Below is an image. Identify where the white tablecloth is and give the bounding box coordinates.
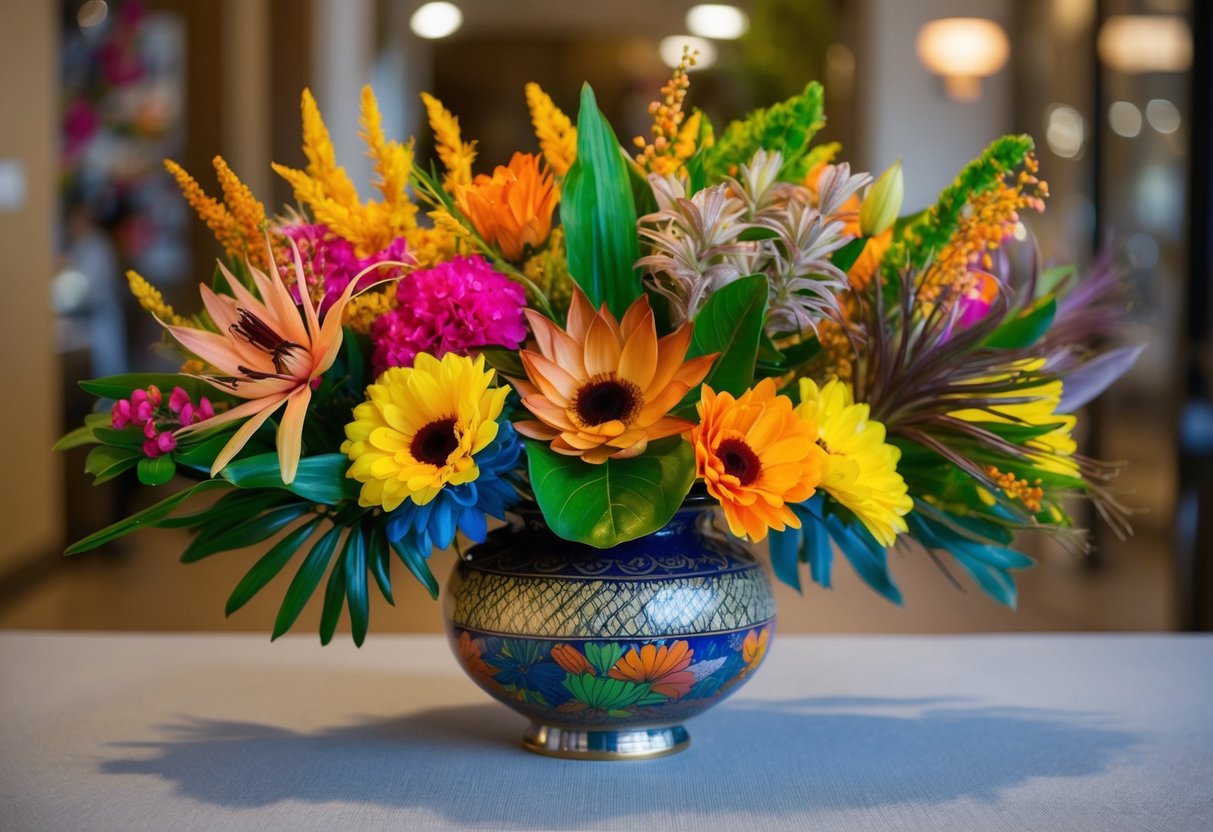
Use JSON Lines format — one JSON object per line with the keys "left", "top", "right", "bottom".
{"left": 2, "top": 632, "right": 1210, "bottom": 831}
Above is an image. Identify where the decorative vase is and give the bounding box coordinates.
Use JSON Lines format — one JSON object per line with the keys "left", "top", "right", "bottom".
{"left": 443, "top": 497, "right": 776, "bottom": 760}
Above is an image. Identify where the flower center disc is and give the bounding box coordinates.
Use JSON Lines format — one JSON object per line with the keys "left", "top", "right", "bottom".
{"left": 411, "top": 417, "right": 460, "bottom": 466}
{"left": 716, "top": 437, "right": 761, "bottom": 486}
{"left": 573, "top": 376, "right": 642, "bottom": 427}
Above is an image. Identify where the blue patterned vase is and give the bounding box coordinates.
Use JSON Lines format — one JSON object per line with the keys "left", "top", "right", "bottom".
{"left": 443, "top": 497, "right": 776, "bottom": 760}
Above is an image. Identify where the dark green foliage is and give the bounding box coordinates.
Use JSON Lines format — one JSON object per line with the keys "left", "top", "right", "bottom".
{"left": 701, "top": 82, "right": 826, "bottom": 182}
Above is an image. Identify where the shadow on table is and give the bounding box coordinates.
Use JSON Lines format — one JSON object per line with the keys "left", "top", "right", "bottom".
{"left": 102, "top": 695, "right": 1138, "bottom": 827}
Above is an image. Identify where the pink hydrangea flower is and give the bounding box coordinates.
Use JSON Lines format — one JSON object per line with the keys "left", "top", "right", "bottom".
{"left": 370, "top": 255, "right": 528, "bottom": 373}
{"left": 278, "top": 223, "right": 411, "bottom": 315}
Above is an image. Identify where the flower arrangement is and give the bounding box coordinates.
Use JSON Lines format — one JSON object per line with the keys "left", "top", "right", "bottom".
{"left": 60, "top": 53, "right": 1140, "bottom": 644}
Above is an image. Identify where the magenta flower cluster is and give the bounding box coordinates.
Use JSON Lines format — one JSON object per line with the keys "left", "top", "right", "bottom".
{"left": 279, "top": 222, "right": 411, "bottom": 314}
{"left": 111, "top": 385, "right": 214, "bottom": 458}
{"left": 370, "top": 255, "right": 528, "bottom": 373}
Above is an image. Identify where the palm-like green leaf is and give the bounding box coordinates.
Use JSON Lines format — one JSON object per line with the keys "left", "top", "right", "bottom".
{"left": 225, "top": 517, "right": 324, "bottom": 616}
{"left": 272, "top": 523, "right": 344, "bottom": 640}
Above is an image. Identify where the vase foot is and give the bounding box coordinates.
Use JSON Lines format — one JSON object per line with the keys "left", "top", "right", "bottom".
{"left": 522, "top": 723, "right": 689, "bottom": 760}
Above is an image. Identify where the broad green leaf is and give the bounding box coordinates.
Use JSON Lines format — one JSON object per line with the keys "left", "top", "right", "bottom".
{"left": 526, "top": 437, "right": 696, "bottom": 548}
{"left": 562, "top": 84, "right": 643, "bottom": 319}
{"left": 984, "top": 296, "right": 1056, "bottom": 349}
{"left": 54, "top": 422, "right": 101, "bottom": 452}
{"left": 180, "top": 502, "right": 314, "bottom": 563}
{"left": 65, "top": 479, "right": 231, "bottom": 555}
{"left": 686, "top": 274, "right": 767, "bottom": 399}
{"left": 319, "top": 550, "right": 347, "bottom": 646}
{"left": 79, "top": 373, "right": 221, "bottom": 403}
{"left": 85, "top": 445, "right": 142, "bottom": 485}
{"left": 220, "top": 453, "right": 360, "bottom": 505}
{"left": 273, "top": 523, "right": 345, "bottom": 640}
{"left": 390, "top": 536, "right": 439, "bottom": 599}
{"left": 344, "top": 524, "right": 369, "bottom": 646}
{"left": 225, "top": 517, "right": 323, "bottom": 616}
{"left": 830, "top": 236, "right": 869, "bottom": 274}
{"left": 137, "top": 455, "right": 177, "bottom": 486}
{"left": 480, "top": 346, "right": 526, "bottom": 379}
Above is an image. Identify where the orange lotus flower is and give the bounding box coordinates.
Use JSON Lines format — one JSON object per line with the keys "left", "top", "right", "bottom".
{"left": 608, "top": 641, "right": 696, "bottom": 700}
{"left": 690, "top": 379, "right": 825, "bottom": 541}
{"left": 454, "top": 152, "right": 557, "bottom": 261}
{"left": 741, "top": 628, "right": 769, "bottom": 675}
{"left": 551, "top": 643, "right": 595, "bottom": 676}
{"left": 166, "top": 240, "right": 395, "bottom": 483}
{"left": 512, "top": 288, "right": 716, "bottom": 464}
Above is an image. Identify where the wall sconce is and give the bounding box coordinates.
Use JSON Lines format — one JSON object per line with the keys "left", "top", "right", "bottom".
{"left": 1098, "top": 15, "right": 1192, "bottom": 74}
{"left": 915, "top": 17, "right": 1010, "bottom": 101}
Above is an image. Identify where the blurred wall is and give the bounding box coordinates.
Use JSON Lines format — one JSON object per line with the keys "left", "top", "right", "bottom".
{"left": 0, "top": 0, "right": 61, "bottom": 574}
{"left": 860, "top": 0, "right": 1012, "bottom": 211}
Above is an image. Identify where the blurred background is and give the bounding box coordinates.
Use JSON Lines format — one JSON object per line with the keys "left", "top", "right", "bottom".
{"left": 0, "top": 0, "right": 1209, "bottom": 636}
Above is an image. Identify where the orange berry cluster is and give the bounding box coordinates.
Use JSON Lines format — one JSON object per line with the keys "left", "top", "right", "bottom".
{"left": 985, "top": 465, "right": 1045, "bottom": 513}
{"left": 633, "top": 47, "right": 697, "bottom": 176}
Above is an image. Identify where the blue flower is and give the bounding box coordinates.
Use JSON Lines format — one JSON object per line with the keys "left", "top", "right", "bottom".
{"left": 385, "top": 420, "right": 521, "bottom": 552}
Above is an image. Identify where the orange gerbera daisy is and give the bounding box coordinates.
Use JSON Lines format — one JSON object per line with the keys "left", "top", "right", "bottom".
{"left": 690, "top": 379, "right": 825, "bottom": 541}
{"left": 512, "top": 288, "right": 716, "bottom": 464}
{"left": 608, "top": 641, "right": 696, "bottom": 700}
{"left": 551, "top": 643, "right": 595, "bottom": 676}
{"left": 454, "top": 152, "right": 557, "bottom": 261}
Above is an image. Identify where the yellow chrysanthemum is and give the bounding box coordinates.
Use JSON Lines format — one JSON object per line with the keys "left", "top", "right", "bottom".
{"left": 949, "top": 360, "right": 1079, "bottom": 478}
{"left": 796, "top": 378, "right": 912, "bottom": 547}
{"left": 341, "top": 352, "right": 509, "bottom": 511}
{"left": 525, "top": 82, "right": 577, "bottom": 176}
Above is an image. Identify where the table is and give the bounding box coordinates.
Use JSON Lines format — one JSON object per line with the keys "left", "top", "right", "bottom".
{"left": 2, "top": 632, "right": 1210, "bottom": 831}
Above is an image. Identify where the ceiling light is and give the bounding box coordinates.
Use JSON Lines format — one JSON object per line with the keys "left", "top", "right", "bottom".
{"left": 686, "top": 5, "right": 749, "bottom": 40}
{"left": 1108, "top": 101, "right": 1142, "bottom": 138}
{"left": 1045, "top": 104, "right": 1084, "bottom": 159}
{"left": 916, "top": 18, "right": 1010, "bottom": 101}
{"left": 659, "top": 36, "right": 717, "bottom": 71}
{"left": 1145, "top": 99, "right": 1181, "bottom": 134}
{"left": 1098, "top": 15, "right": 1191, "bottom": 74}
{"left": 410, "top": 2, "right": 462, "bottom": 40}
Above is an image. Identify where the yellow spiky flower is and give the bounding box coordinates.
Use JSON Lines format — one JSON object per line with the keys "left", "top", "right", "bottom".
{"left": 421, "top": 92, "right": 477, "bottom": 192}
{"left": 126, "top": 270, "right": 186, "bottom": 326}
{"left": 273, "top": 86, "right": 421, "bottom": 259}
{"left": 212, "top": 157, "right": 267, "bottom": 258}
{"left": 164, "top": 159, "right": 243, "bottom": 262}
{"left": 633, "top": 47, "right": 702, "bottom": 177}
{"left": 525, "top": 82, "right": 576, "bottom": 176}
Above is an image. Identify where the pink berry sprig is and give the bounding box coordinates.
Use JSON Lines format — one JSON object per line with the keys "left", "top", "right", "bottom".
{"left": 111, "top": 385, "right": 214, "bottom": 458}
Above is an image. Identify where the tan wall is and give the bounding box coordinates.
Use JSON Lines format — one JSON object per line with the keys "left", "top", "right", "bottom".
{"left": 0, "top": 0, "right": 61, "bottom": 572}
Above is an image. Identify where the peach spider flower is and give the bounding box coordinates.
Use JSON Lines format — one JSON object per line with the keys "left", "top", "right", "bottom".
{"left": 164, "top": 240, "right": 398, "bottom": 484}
{"left": 512, "top": 288, "right": 716, "bottom": 464}
{"left": 454, "top": 152, "right": 557, "bottom": 261}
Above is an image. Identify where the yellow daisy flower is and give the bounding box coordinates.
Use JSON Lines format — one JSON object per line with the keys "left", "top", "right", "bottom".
{"left": 795, "top": 378, "right": 912, "bottom": 547}
{"left": 341, "top": 352, "right": 509, "bottom": 511}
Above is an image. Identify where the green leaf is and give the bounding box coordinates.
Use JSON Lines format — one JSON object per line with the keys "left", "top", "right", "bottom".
{"left": 85, "top": 445, "right": 142, "bottom": 485}
{"left": 703, "top": 81, "right": 826, "bottom": 182}
{"left": 65, "top": 479, "right": 231, "bottom": 555}
{"left": 54, "top": 422, "right": 101, "bottom": 452}
{"left": 220, "top": 453, "right": 360, "bottom": 505}
{"left": 225, "top": 517, "right": 323, "bottom": 616}
{"left": 137, "top": 455, "right": 177, "bottom": 486}
{"left": 181, "top": 502, "right": 314, "bottom": 563}
{"left": 79, "top": 373, "right": 221, "bottom": 403}
{"left": 480, "top": 346, "right": 526, "bottom": 380}
{"left": 319, "top": 550, "right": 347, "bottom": 646}
{"left": 273, "top": 523, "right": 344, "bottom": 640}
{"left": 686, "top": 274, "right": 767, "bottom": 400}
{"left": 368, "top": 524, "right": 394, "bottom": 605}
{"left": 390, "top": 535, "right": 439, "bottom": 599}
{"left": 157, "top": 488, "right": 291, "bottom": 529}
{"left": 344, "top": 524, "right": 369, "bottom": 646}
{"left": 830, "top": 236, "right": 869, "bottom": 274}
{"left": 562, "top": 83, "right": 643, "bottom": 319}
{"left": 526, "top": 437, "right": 696, "bottom": 548}
{"left": 984, "top": 296, "right": 1056, "bottom": 349}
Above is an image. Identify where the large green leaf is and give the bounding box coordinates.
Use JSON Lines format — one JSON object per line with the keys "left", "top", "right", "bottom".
{"left": 562, "top": 84, "right": 643, "bottom": 319}
{"left": 220, "top": 453, "right": 360, "bottom": 505}
{"left": 225, "top": 517, "right": 324, "bottom": 616}
{"left": 984, "top": 296, "right": 1057, "bottom": 349}
{"left": 526, "top": 437, "right": 696, "bottom": 548}
{"left": 273, "top": 523, "right": 345, "bottom": 640}
{"left": 65, "top": 479, "right": 231, "bottom": 555}
{"left": 85, "top": 445, "right": 141, "bottom": 485}
{"left": 686, "top": 274, "right": 767, "bottom": 400}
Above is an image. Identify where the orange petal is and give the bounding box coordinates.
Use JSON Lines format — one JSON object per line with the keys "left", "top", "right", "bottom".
{"left": 208, "top": 395, "right": 288, "bottom": 476}
{"left": 583, "top": 313, "right": 622, "bottom": 376}
{"left": 276, "top": 385, "right": 311, "bottom": 484}
{"left": 565, "top": 287, "right": 596, "bottom": 341}
{"left": 521, "top": 351, "right": 578, "bottom": 403}
{"left": 617, "top": 314, "right": 658, "bottom": 390}
{"left": 513, "top": 420, "right": 559, "bottom": 440}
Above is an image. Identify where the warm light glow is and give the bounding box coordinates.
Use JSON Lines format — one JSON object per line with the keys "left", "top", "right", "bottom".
{"left": 659, "top": 35, "right": 718, "bottom": 71}
{"left": 1145, "top": 99, "right": 1181, "bottom": 134}
{"left": 1108, "top": 101, "right": 1142, "bottom": 138}
{"left": 77, "top": 0, "right": 108, "bottom": 28}
{"left": 1098, "top": 15, "right": 1191, "bottom": 74}
{"left": 1045, "top": 104, "right": 1085, "bottom": 159}
{"left": 686, "top": 4, "right": 749, "bottom": 40}
{"left": 410, "top": 2, "right": 463, "bottom": 40}
{"left": 916, "top": 18, "right": 1010, "bottom": 101}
